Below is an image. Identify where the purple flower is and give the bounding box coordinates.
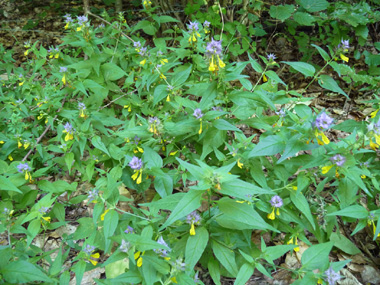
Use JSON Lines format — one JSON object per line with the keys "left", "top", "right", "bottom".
{"left": 187, "top": 21, "right": 199, "bottom": 32}
{"left": 275, "top": 109, "right": 285, "bottom": 117}
{"left": 166, "top": 85, "right": 174, "bottom": 91}
{"left": 148, "top": 117, "right": 160, "bottom": 125}
{"left": 324, "top": 266, "right": 341, "bottom": 285}
{"left": 367, "top": 118, "right": 380, "bottom": 135}
{"left": 270, "top": 195, "right": 283, "bottom": 208}
{"left": 124, "top": 226, "right": 134, "bottom": 234}
{"left": 212, "top": 106, "right": 222, "bottom": 111}
{"left": 64, "top": 14, "right": 73, "bottom": 22}
{"left": 83, "top": 244, "right": 95, "bottom": 255}
{"left": 193, "top": 108, "right": 203, "bottom": 119}
{"left": 153, "top": 236, "right": 170, "bottom": 257}
{"left": 173, "top": 258, "right": 186, "bottom": 271}
{"left": 186, "top": 211, "right": 201, "bottom": 225}
{"left": 39, "top": 207, "right": 49, "bottom": 214}
{"left": 138, "top": 46, "right": 147, "bottom": 56}
{"left": 156, "top": 51, "right": 163, "bottom": 56}
{"left": 205, "top": 38, "right": 222, "bottom": 57}
{"left": 315, "top": 112, "right": 333, "bottom": 130}
{"left": 3, "top": 208, "right": 10, "bottom": 215}
{"left": 338, "top": 39, "right": 349, "bottom": 50}
{"left": 129, "top": 156, "right": 142, "bottom": 170}
{"left": 60, "top": 67, "right": 67, "bottom": 73}
{"left": 88, "top": 189, "right": 99, "bottom": 202}
{"left": 63, "top": 122, "right": 74, "bottom": 134}
{"left": 267, "top": 53, "right": 276, "bottom": 61}
{"left": 194, "top": 271, "right": 200, "bottom": 283}
{"left": 17, "top": 162, "right": 31, "bottom": 173}
{"left": 203, "top": 20, "right": 210, "bottom": 27}
{"left": 133, "top": 41, "right": 141, "bottom": 48}
{"left": 78, "top": 102, "right": 86, "bottom": 110}
{"left": 132, "top": 135, "right": 140, "bottom": 145}
{"left": 77, "top": 15, "right": 88, "bottom": 26}
{"left": 119, "top": 239, "right": 130, "bottom": 253}
{"left": 330, "top": 154, "right": 346, "bottom": 167}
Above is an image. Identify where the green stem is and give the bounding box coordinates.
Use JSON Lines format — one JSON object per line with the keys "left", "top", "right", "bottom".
{"left": 251, "top": 65, "right": 268, "bottom": 92}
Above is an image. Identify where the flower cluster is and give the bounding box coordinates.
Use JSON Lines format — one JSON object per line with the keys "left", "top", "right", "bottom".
{"left": 287, "top": 236, "right": 300, "bottom": 252}
{"left": 367, "top": 118, "right": 380, "bottom": 150}
{"left": 78, "top": 102, "right": 86, "bottom": 118}
{"left": 129, "top": 156, "right": 143, "bottom": 184}
{"left": 39, "top": 207, "right": 51, "bottom": 222}
{"left": 324, "top": 266, "right": 341, "bottom": 285}
{"left": 88, "top": 189, "right": 99, "bottom": 203}
{"left": 119, "top": 239, "right": 130, "bottom": 253}
{"left": 64, "top": 14, "right": 73, "bottom": 29}
{"left": 193, "top": 109, "right": 204, "bottom": 134}
{"left": 314, "top": 112, "right": 333, "bottom": 145}
{"left": 62, "top": 122, "right": 75, "bottom": 141}
{"left": 124, "top": 226, "right": 134, "bottom": 234}
{"left": 186, "top": 211, "right": 201, "bottom": 235}
{"left": 203, "top": 20, "right": 210, "bottom": 34}
{"left": 17, "top": 162, "right": 32, "bottom": 182}
{"left": 83, "top": 245, "right": 99, "bottom": 266}
{"left": 76, "top": 15, "right": 88, "bottom": 31}
{"left": 187, "top": 21, "right": 200, "bottom": 43}
{"left": 153, "top": 236, "right": 171, "bottom": 258}
{"left": 205, "top": 39, "right": 225, "bottom": 72}
{"left": 267, "top": 195, "right": 283, "bottom": 220}
{"left": 60, "top": 67, "right": 67, "bottom": 84}
{"left": 148, "top": 117, "right": 161, "bottom": 135}
{"left": 337, "top": 39, "right": 350, "bottom": 62}
{"left": 330, "top": 154, "right": 346, "bottom": 167}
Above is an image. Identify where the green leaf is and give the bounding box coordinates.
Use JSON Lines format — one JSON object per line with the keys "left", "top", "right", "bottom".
{"left": 73, "top": 259, "right": 86, "bottom": 285}
{"left": 91, "top": 136, "right": 111, "bottom": 157}
{"left": 176, "top": 158, "right": 204, "bottom": 180}
{"left": 154, "top": 173, "right": 173, "bottom": 198}
{"left": 249, "top": 135, "right": 285, "bottom": 157}
{"left": 318, "top": 75, "right": 348, "bottom": 99}
{"left": 133, "top": 20, "right": 157, "bottom": 35}
{"left": 327, "top": 205, "right": 368, "bottom": 219}
{"left": 234, "top": 263, "right": 255, "bottom": 285}
{"left": 290, "top": 192, "right": 316, "bottom": 230}
{"left": 301, "top": 242, "right": 333, "bottom": 270}
{"left": 64, "top": 152, "right": 75, "bottom": 175}
{"left": 282, "top": 61, "right": 315, "bottom": 78}
{"left": 263, "top": 244, "right": 296, "bottom": 261}
{"left": 171, "top": 65, "right": 192, "bottom": 86}
{"left": 217, "top": 197, "right": 277, "bottom": 232}
{"left": 208, "top": 258, "right": 221, "bottom": 285}
{"left": 278, "top": 135, "right": 305, "bottom": 163}
{"left": 125, "top": 234, "right": 170, "bottom": 252}
{"left": 220, "top": 179, "right": 272, "bottom": 199}
{"left": 213, "top": 119, "right": 241, "bottom": 132}
{"left": 265, "top": 70, "right": 286, "bottom": 86}
{"left": 185, "top": 227, "right": 209, "bottom": 269}
{"left": 153, "top": 85, "right": 168, "bottom": 105}
{"left": 293, "top": 12, "right": 315, "bottom": 26}
{"left": 333, "top": 120, "right": 365, "bottom": 132}
{"left": 2, "top": 260, "right": 52, "bottom": 283}
{"left": 269, "top": 5, "right": 295, "bottom": 22}
{"left": 312, "top": 44, "right": 330, "bottom": 61}
{"left": 101, "top": 62, "right": 126, "bottom": 81}
{"left": 0, "top": 175, "right": 22, "bottom": 193}
{"left": 299, "top": 0, "right": 329, "bottom": 12}
{"left": 211, "top": 241, "right": 239, "bottom": 276}
{"left": 159, "top": 190, "right": 203, "bottom": 230}
{"left": 330, "top": 232, "right": 361, "bottom": 255}
{"left": 143, "top": 146, "right": 163, "bottom": 169}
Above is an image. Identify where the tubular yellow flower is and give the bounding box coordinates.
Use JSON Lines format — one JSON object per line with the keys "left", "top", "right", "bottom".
{"left": 371, "top": 109, "right": 379, "bottom": 118}
{"left": 190, "top": 222, "right": 196, "bottom": 236}
{"left": 140, "top": 59, "right": 146, "bottom": 66}
{"left": 62, "top": 74, "right": 66, "bottom": 85}
{"left": 322, "top": 165, "right": 334, "bottom": 174}
{"left": 24, "top": 141, "right": 30, "bottom": 149}
{"left": 267, "top": 208, "right": 275, "bottom": 220}
{"left": 237, "top": 159, "right": 243, "bottom": 169}
{"left": 101, "top": 209, "right": 110, "bottom": 221}
{"left": 160, "top": 59, "right": 168, "bottom": 65}
{"left": 166, "top": 94, "right": 170, "bottom": 102}
{"left": 18, "top": 141, "right": 22, "bottom": 148}
{"left": 263, "top": 74, "right": 268, "bottom": 83}
{"left": 209, "top": 57, "right": 216, "bottom": 72}
{"left": 370, "top": 140, "right": 379, "bottom": 150}
{"left": 8, "top": 155, "right": 13, "bottom": 161}
{"left": 42, "top": 216, "right": 51, "bottom": 223}
{"left": 340, "top": 54, "right": 349, "bottom": 62}
{"left": 217, "top": 55, "right": 225, "bottom": 68}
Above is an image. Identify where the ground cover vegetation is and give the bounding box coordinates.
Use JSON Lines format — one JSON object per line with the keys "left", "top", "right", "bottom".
{"left": 1, "top": 0, "right": 380, "bottom": 284}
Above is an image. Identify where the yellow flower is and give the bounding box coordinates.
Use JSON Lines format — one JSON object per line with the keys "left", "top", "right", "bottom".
{"left": 237, "top": 159, "right": 243, "bottom": 169}
{"left": 315, "top": 129, "right": 330, "bottom": 145}
{"left": 65, "top": 22, "right": 69, "bottom": 29}
{"left": 18, "top": 140, "right": 22, "bottom": 148}
{"left": 140, "top": 59, "right": 146, "bottom": 66}
{"left": 292, "top": 186, "right": 297, "bottom": 191}
{"left": 64, "top": 132, "right": 73, "bottom": 141}
{"left": 134, "top": 251, "right": 144, "bottom": 267}
{"left": 340, "top": 53, "right": 349, "bottom": 62}
{"left": 361, "top": 174, "right": 366, "bottom": 179}
{"left": 19, "top": 81, "right": 24, "bottom": 86}
{"left": 101, "top": 209, "right": 110, "bottom": 221}
{"left": 160, "top": 59, "right": 168, "bottom": 65}
{"left": 287, "top": 237, "right": 300, "bottom": 252}
{"left": 24, "top": 50, "right": 29, "bottom": 56}
{"left": 132, "top": 170, "right": 143, "bottom": 184}
{"left": 217, "top": 55, "right": 225, "bottom": 68}
{"left": 171, "top": 277, "right": 178, "bottom": 284}
{"left": 263, "top": 74, "right": 268, "bottom": 83}
{"left": 62, "top": 74, "right": 66, "bottom": 85}
{"left": 198, "top": 120, "right": 203, "bottom": 135}
{"left": 88, "top": 252, "right": 100, "bottom": 266}
{"left": 322, "top": 165, "right": 334, "bottom": 174}
{"left": 190, "top": 222, "right": 196, "bottom": 236}
{"left": 369, "top": 140, "right": 378, "bottom": 150}
{"left": 160, "top": 73, "right": 166, "bottom": 79}
{"left": 209, "top": 57, "right": 216, "bottom": 72}
{"left": 267, "top": 208, "right": 275, "bottom": 220}
{"left": 170, "top": 150, "right": 178, "bottom": 156}
{"left": 166, "top": 94, "right": 170, "bottom": 102}
{"left": 8, "top": 155, "right": 13, "bottom": 161}
{"left": 375, "top": 134, "right": 380, "bottom": 145}
{"left": 42, "top": 216, "right": 51, "bottom": 223}
{"left": 77, "top": 26, "right": 82, "bottom": 32}
{"left": 0, "top": 141, "right": 4, "bottom": 144}
{"left": 80, "top": 109, "right": 85, "bottom": 118}
{"left": 370, "top": 109, "right": 379, "bottom": 118}
{"left": 124, "top": 105, "right": 132, "bottom": 112}
{"left": 23, "top": 142, "right": 30, "bottom": 149}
